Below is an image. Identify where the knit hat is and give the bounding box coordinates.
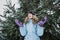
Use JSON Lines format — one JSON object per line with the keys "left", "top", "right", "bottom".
{"left": 28, "top": 10, "right": 35, "bottom": 15}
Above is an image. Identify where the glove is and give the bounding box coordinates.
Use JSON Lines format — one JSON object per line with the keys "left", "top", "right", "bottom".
{"left": 15, "top": 19, "right": 23, "bottom": 27}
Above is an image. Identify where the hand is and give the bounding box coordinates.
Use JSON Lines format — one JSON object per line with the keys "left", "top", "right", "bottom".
{"left": 15, "top": 19, "right": 23, "bottom": 27}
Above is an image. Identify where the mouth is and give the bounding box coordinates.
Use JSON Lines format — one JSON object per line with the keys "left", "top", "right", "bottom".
{"left": 29, "top": 16, "right": 31, "bottom": 17}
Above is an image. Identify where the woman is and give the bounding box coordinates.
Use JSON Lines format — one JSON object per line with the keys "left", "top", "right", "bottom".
{"left": 15, "top": 11, "right": 47, "bottom": 40}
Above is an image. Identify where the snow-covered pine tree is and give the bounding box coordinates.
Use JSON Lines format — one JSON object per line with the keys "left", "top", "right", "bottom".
{"left": 0, "top": 0, "right": 60, "bottom": 40}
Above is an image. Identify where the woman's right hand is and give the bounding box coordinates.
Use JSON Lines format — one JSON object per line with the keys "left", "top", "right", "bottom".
{"left": 15, "top": 19, "right": 23, "bottom": 27}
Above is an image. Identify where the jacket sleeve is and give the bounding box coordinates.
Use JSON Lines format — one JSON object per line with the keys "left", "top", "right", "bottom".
{"left": 36, "top": 24, "right": 45, "bottom": 36}
{"left": 19, "top": 23, "right": 27, "bottom": 36}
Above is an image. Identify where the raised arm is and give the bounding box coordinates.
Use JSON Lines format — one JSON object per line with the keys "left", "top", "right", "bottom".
{"left": 15, "top": 19, "right": 27, "bottom": 36}
{"left": 38, "top": 16, "right": 47, "bottom": 26}
{"left": 19, "top": 23, "right": 27, "bottom": 36}
{"left": 15, "top": 19, "right": 23, "bottom": 27}
{"left": 36, "top": 24, "right": 45, "bottom": 36}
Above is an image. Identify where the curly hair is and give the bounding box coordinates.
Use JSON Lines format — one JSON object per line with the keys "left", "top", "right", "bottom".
{"left": 24, "top": 15, "right": 39, "bottom": 24}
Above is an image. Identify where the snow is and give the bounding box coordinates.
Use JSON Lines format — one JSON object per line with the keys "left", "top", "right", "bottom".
{"left": 0, "top": 0, "right": 20, "bottom": 21}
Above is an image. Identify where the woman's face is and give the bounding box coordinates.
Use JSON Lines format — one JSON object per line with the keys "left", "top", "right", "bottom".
{"left": 28, "top": 13, "right": 33, "bottom": 19}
